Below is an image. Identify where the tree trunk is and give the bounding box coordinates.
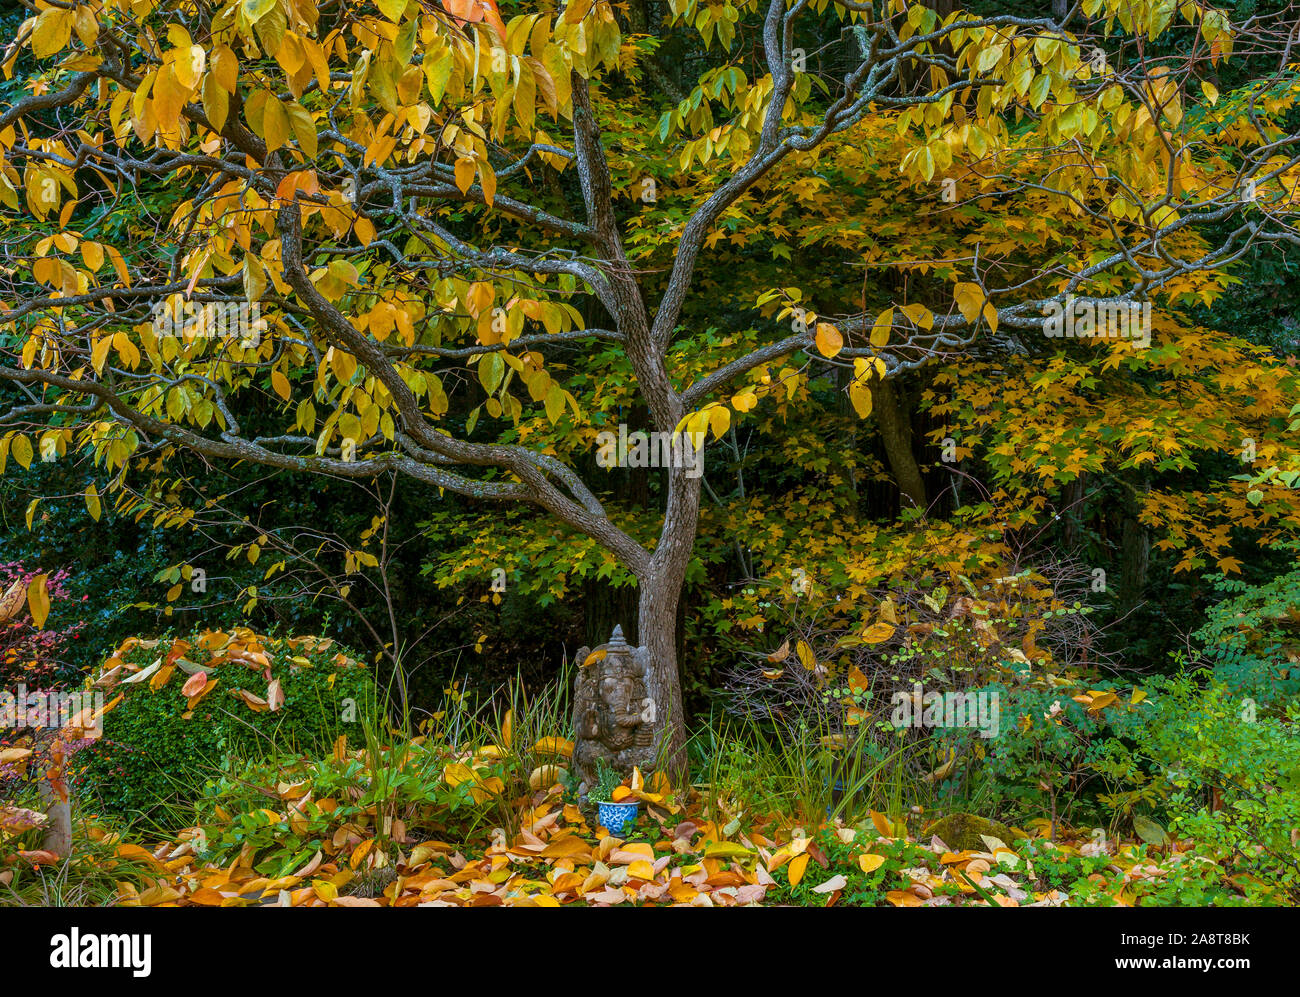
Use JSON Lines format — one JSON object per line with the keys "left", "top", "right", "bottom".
{"left": 1062, "top": 472, "right": 1087, "bottom": 551}
{"left": 583, "top": 404, "right": 649, "bottom": 646}
{"left": 872, "top": 375, "right": 927, "bottom": 511}
{"left": 635, "top": 466, "right": 700, "bottom": 788}
{"left": 1119, "top": 471, "right": 1151, "bottom": 613}
{"left": 39, "top": 779, "right": 72, "bottom": 859}
{"left": 636, "top": 574, "right": 690, "bottom": 787}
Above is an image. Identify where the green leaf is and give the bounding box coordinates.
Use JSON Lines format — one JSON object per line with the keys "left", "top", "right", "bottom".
{"left": 478, "top": 353, "right": 504, "bottom": 395}
{"left": 1133, "top": 815, "right": 1170, "bottom": 848}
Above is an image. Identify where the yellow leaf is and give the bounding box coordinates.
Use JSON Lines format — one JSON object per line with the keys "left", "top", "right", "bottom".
{"left": 858, "top": 852, "right": 886, "bottom": 874}
{"left": 1086, "top": 691, "right": 1118, "bottom": 712}
{"left": 887, "top": 889, "right": 924, "bottom": 907}
{"left": 796, "top": 640, "right": 816, "bottom": 670}
{"left": 261, "top": 95, "right": 290, "bottom": 153}
{"left": 84, "top": 483, "right": 101, "bottom": 521}
{"left": 703, "top": 841, "right": 753, "bottom": 859}
{"left": 847, "top": 666, "right": 869, "bottom": 695}
{"left": 539, "top": 835, "right": 592, "bottom": 860}
{"left": 533, "top": 736, "right": 574, "bottom": 757}
{"left": 443, "top": 762, "right": 476, "bottom": 788}
{"left": 954, "top": 282, "right": 984, "bottom": 324}
{"left": 900, "top": 302, "right": 934, "bottom": 330}
{"left": 861, "top": 621, "right": 896, "bottom": 645}
{"left": 499, "top": 708, "right": 513, "bottom": 749}
{"left": 982, "top": 302, "right": 999, "bottom": 333}
{"left": 870, "top": 810, "right": 895, "bottom": 838}
{"left": 91, "top": 335, "right": 112, "bottom": 374}
{"left": 454, "top": 157, "right": 476, "bottom": 194}
{"left": 354, "top": 216, "right": 375, "bottom": 246}
{"left": 26, "top": 575, "right": 50, "bottom": 630}
{"left": 528, "top": 764, "right": 566, "bottom": 790}
{"left": 708, "top": 404, "right": 730, "bottom": 440}
{"left": 11, "top": 435, "right": 33, "bottom": 470}
{"left": 627, "top": 860, "right": 655, "bottom": 880}
{"left": 788, "top": 852, "right": 810, "bottom": 886}
{"left": 350, "top": 838, "right": 375, "bottom": 869}
{"left": 31, "top": 8, "right": 72, "bottom": 59}
{"left": 271, "top": 370, "right": 291, "bottom": 401}
{"left": 922, "top": 747, "right": 958, "bottom": 783}
{"left": 849, "top": 382, "right": 872, "bottom": 419}
{"left": 731, "top": 390, "right": 758, "bottom": 412}
{"left": 870, "top": 308, "right": 893, "bottom": 348}
{"left": 814, "top": 322, "right": 843, "bottom": 358}
{"left": 81, "top": 241, "right": 104, "bottom": 272}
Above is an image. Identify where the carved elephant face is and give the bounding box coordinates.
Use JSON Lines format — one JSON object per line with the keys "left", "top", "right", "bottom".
{"left": 589, "top": 659, "right": 647, "bottom": 749}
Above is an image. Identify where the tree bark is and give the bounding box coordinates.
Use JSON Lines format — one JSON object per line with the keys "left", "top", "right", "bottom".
{"left": 583, "top": 404, "right": 649, "bottom": 646}
{"left": 872, "top": 374, "right": 927, "bottom": 511}
{"left": 1119, "top": 470, "right": 1151, "bottom": 613}
{"left": 38, "top": 780, "right": 72, "bottom": 859}
{"left": 634, "top": 465, "right": 700, "bottom": 787}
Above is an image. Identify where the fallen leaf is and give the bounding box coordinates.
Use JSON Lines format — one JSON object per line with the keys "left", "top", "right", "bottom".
{"left": 811, "top": 874, "right": 847, "bottom": 894}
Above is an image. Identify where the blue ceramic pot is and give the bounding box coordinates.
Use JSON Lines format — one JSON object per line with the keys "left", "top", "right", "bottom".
{"left": 597, "top": 800, "right": 639, "bottom": 836}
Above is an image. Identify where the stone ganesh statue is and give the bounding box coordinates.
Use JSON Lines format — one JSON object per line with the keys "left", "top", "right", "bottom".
{"left": 571, "top": 625, "right": 660, "bottom": 793}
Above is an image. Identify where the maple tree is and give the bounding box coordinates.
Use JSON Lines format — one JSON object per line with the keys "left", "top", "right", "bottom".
{"left": 3, "top": 0, "right": 1300, "bottom": 779}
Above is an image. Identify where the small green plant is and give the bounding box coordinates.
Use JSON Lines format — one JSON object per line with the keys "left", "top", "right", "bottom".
{"left": 589, "top": 758, "right": 622, "bottom": 803}
{"left": 1016, "top": 838, "right": 1116, "bottom": 894}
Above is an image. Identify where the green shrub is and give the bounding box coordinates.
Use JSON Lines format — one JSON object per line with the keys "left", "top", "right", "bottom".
{"left": 1128, "top": 674, "right": 1300, "bottom": 904}
{"left": 1193, "top": 552, "right": 1300, "bottom": 705}
{"left": 75, "top": 630, "right": 377, "bottom": 828}
{"left": 967, "top": 679, "right": 1156, "bottom": 833}
{"left": 191, "top": 740, "right": 500, "bottom": 879}
{"left": 185, "top": 675, "right": 580, "bottom": 880}
{"left": 1119, "top": 846, "right": 1251, "bottom": 907}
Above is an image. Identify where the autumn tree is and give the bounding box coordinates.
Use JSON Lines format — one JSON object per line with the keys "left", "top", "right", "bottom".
{"left": 3, "top": 0, "right": 1300, "bottom": 774}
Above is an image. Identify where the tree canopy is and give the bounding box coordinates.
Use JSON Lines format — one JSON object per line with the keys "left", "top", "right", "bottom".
{"left": 4, "top": 0, "right": 1300, "bottom": 753}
